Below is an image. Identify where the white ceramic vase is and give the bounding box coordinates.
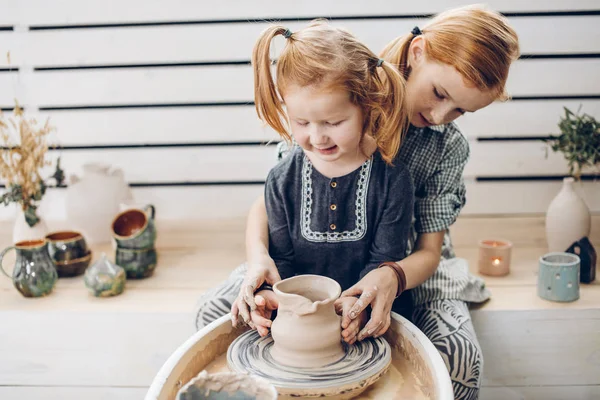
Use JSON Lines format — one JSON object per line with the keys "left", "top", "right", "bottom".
{"left": 12, "top": 208, "right": 49, "bottom": 243}
{"left": 65, "top": 163, "right": 133, "bottom": 244}
{"left": 545, "top": 177, "right": 591, "bottom": 252}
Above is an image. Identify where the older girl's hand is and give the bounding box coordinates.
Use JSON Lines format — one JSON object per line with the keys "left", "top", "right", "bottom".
{"left": 334, "top": 296, "right": 368, "bottom": 345}
{"left": 340, "top": 267, "right": 398, "bottom": 340}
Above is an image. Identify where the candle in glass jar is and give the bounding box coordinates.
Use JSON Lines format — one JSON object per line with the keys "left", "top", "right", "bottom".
{"left": 478, "top": 239, "right": 512, "bottom": 276}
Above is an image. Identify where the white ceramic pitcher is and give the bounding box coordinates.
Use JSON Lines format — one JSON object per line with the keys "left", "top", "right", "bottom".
{"left": 66, "top": 163, "right": 133, "bottom": 244}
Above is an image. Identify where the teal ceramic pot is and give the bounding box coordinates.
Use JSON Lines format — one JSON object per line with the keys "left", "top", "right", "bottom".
{"left": 112, "top": 204, "right": 156, "bottom": 249}
{"left": 538, "top": 252, "right": 580, "bottom": 302}
{"left": 115, "top": 246, "right": 158, "bottom": 279}
{"left": 45, "top": 230, "right": 89, "bottom": 263}
{"left": 0, "top": 239, "right": 58, "bottom": 297}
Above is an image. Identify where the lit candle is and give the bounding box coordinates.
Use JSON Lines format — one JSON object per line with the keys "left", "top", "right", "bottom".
{"left": 478, "top": 240, "right": 512, "bottom": 276}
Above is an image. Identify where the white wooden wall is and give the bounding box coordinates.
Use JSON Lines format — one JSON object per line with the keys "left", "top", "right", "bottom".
{"left": 0, "top": 0, "right": 599, "bottom": 220}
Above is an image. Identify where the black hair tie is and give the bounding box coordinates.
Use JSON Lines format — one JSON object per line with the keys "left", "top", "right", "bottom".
{"left": 411, "top": 26, "right": 422, "bottom": 36}
{"left": 283, "top": 29, "right": 292, "bottom": 39}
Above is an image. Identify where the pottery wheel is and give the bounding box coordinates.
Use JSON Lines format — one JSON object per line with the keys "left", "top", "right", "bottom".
{"left": 227, "top": 330, "right": 391, "bottom": 396}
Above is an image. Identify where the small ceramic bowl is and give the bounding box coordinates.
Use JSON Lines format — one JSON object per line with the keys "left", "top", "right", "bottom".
{"left": 115, "top": 246, "right": 158, "bottom": 279}
{"left": 45, "top": 231, "right": 89, "bottom": 263}
{"left": 54, "top": 251, "right": 92, "bottom": 277}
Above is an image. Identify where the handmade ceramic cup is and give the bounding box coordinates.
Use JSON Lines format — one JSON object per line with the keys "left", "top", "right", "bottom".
{"left": 270, "top": 275, "right": 344, "bottom": 368}
{"left": 45, "top": 230, "right": 89, "bottom": 263}
{"left": 538, "top": 252, "right": 580, "bottom": 302}
{"left": 0, "top": 239, "right": 58, "bottom": 297}
{"left": 177, "top": 371, "right": 277, "bottom": 400}
{"left": 112, "top": 204, "right": 157, "bottom": 249}
{"left": 115, "top": 246, "right": 158, "bottom": 279}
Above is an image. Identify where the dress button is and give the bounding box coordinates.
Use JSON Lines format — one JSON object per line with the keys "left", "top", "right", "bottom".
{"left": 330, "top": 224, "right": 336, "bottom": 230}
{"left": 330, "top": 204, "right": 337, "bottom": 211}
{"left": 331, "top": 181, "right": 337, "bottom": 188}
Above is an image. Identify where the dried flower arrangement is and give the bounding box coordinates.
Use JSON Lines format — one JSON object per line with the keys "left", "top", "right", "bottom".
{"left": 0, "top": 103, "right": 64, "bottom": 227}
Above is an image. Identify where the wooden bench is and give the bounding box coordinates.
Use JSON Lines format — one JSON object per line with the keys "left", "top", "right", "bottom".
{"left": 0, "top": 215, "right": 598, "bottom": 399}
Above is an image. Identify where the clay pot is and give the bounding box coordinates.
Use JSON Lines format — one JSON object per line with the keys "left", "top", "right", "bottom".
{"left": 270, "top": 275, "right": 344, "bottom": 368}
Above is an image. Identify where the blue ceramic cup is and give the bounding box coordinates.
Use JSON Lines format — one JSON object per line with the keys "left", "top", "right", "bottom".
{"left": 538, "top": 252, "right": 580, "bottom": 302}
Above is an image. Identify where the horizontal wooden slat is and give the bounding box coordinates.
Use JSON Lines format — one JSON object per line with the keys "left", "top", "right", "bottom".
{"left": 506, "top": 59, "right": 600, "bottom": 96}
{"left": 1, "top": 180, "right": 598, "bottom": 221}
{"left": 0, "top": 32, "right": 19, "bottom": 68}
{"left": 457, "top": 99, "right": 600, "bottom": 138}
{"left": 28, "top": 65, "right": 253, "bottom": 107}
{"left": 39, "top": 107, "right": 278, "bottom": 145}
{"left": 462, "top": 180, "right": 600, "bottom": 215}
{"left": 465, "top": 140, "right": 599, "bottom": 177}
{"left": 38, "top": 146, "right": 277, "bottom": 184}
{"left": 10, "top": 16, "right": 599, "bottom": 68}
{"left": 28, "top": 99, "right": 600, "bottom": 146}
{"left": 0, "top": 72, "right": 21, "bottom": 107}
{"left": 17, "top": 59, "right": 600, "bottom": 108}
{"left": 2, "top": 1, "right": 598, "bottom": 26}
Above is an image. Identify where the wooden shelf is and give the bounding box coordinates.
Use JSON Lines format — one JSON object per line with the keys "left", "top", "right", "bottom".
{"left": 0, "top": 216, "right": 598, "bottom": 313}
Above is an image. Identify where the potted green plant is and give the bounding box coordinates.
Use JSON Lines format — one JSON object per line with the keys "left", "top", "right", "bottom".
{"left": 544, "top": 106, "right": 599, "bottom": 253}
{"left": 545, "top": 106, "right": 600, "bottom": 180}
{"left": 0, "top": 104, "right": 64, "bottom": 242}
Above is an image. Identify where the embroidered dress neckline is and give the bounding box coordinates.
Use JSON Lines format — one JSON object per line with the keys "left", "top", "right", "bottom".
{"left": 304, "top": 154, "right": 372, "bottom": 181}
{"left": 300, "top": 155, "right": 372, "bottom": 243}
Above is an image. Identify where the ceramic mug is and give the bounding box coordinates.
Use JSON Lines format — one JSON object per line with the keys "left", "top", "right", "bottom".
{"left": 115, "top": 246, "right": 158, "bottom": 279}
{"left": 45, "top": 230, "right": 89, "bottom": 263}
{"left": 112, "top": 204, "right": 157, "bottom": 249}
{"left": 0, "top": 239, "right": 58, "bottom": 297}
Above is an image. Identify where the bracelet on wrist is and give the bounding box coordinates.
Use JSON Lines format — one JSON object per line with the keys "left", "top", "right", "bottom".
{"left": 377, "top": 261, "right": 407, "bottom": 298}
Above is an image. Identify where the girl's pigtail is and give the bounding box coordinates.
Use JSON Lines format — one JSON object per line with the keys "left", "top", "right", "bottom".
{"left": 373, "top": 60, "right": 410, "bottom": 164}
{"left": 379, "top": 33, "right": 414, "bottom": 79}
{"left": 252, "top": 26, "right": 292, "bottom": 141}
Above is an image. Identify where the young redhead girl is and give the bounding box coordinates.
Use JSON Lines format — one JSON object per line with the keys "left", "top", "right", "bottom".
{"left": 196, "top": 5, "right": 519, "bottom": 400}
{"left": 245, "top": 19, "right": 414, "bottom": 340}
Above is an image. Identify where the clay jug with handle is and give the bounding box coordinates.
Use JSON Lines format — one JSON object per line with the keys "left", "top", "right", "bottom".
{"left": 66, "top": 163, "right": 133, "bottom": 244}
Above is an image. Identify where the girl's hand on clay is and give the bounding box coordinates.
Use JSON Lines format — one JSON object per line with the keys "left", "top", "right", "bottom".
{"left": 335, "top": 296, "right": 368, "bottom": 345}
{"left": 340, "top": 267, "right": 398, "bottom": 341}
{"left": 231, "top": 257, "right": 281, "bottom": 328}
{"left": 250, "top": 289, "right": 279, "bottom": 337}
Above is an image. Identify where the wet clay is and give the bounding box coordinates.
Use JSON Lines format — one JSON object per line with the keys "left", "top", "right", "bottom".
{"left": 207, "top": 352, "right": 430, "bottom": 399}
{"left": 270, "top": 275, "right": 344, "bottom": 368}
{"left": 177, "top": 370, "right": 277, "bottom": 400}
